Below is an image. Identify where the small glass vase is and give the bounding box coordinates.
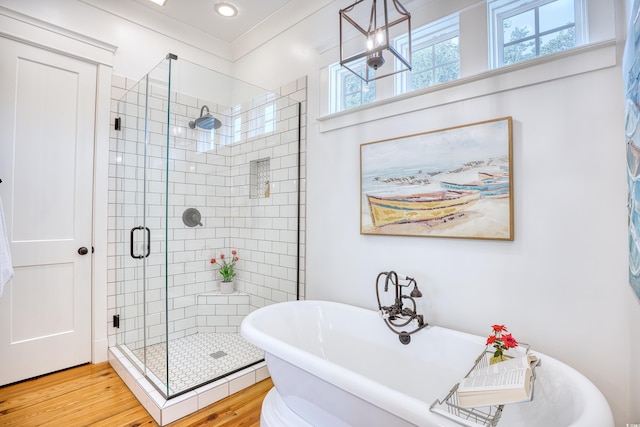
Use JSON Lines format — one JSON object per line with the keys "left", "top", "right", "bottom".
{"left": 489, "top": 354, "right": 508, "bottom": 365}
{"left": 219, "top": 280, "right": 234, "bottom": 294}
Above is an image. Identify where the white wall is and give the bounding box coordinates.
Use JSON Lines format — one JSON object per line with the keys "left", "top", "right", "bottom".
{"left": 1, "top": 0, "right": 638, "bottom": 423}
{"left": 235, "top": 1, "right": 636, "bottom": 426}
{"left": 309, "top": 66, "right": 630, "bottom": 424}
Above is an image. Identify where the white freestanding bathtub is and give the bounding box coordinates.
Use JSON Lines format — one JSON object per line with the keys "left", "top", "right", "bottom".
{"left": 241, "top": 300, "right": 613, "bottom": 427}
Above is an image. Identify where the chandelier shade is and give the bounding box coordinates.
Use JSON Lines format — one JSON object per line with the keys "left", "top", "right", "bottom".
{"left": 339, "top": 0, "right": 412, "bottom": 83}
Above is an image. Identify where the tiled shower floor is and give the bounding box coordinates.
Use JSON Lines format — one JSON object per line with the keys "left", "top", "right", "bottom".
{"left": 131, "top": 333, "right": 264, "bottom": 395}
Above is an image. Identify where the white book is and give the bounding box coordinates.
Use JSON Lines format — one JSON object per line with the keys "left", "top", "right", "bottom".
{"left": 457, "top": 353, "right": 539, "bottom": 408}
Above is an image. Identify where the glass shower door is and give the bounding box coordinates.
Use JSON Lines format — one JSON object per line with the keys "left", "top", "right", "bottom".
{"left": 114, "top": 57, "right": 172, "bottom": 397}
{"left": 114, "top": 72, "right": 150, "bottom": 376}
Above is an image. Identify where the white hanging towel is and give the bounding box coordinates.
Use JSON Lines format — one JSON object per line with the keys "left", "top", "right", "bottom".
{"left": 0, "top": 196, "right": 14, "bottom": 298}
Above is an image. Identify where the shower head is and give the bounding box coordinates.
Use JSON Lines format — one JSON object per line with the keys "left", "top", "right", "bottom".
{"left": 188, "top": 105, "right": 222, "bottom": 130}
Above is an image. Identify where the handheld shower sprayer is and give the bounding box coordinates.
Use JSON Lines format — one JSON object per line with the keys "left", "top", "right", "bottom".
{"left": 410, "top": 284, "right": 422, "bottom": 298}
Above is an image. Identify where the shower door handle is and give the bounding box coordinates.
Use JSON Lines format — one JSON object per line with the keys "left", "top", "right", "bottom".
{"left": 130, "top": 226, "right": 151, "bottom": 259}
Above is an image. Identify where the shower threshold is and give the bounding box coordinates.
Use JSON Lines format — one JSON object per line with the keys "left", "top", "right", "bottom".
{"left": 108, "top": 336, "right": 269, "bottom": 425}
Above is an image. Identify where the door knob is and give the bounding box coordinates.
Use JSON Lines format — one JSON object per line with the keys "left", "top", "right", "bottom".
{"left": 78, "top": 247, "right": 89, "bottom": 255}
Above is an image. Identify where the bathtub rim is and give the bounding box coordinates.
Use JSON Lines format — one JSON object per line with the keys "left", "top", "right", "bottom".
{"left": 241, "top": 299, "right": 614, "bottom": 427}
{"left": 242, "top": 300, "right": 443, "bottom": 424}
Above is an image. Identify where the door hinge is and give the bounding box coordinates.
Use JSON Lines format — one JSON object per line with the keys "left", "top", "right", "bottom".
{"left": 113, "top": 314, "right": 120, "bottom": 328}
{"left": 114, "top": 117, "right": 121, "bottom": 131}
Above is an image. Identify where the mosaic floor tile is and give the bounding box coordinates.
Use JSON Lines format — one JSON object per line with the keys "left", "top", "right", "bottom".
{"left": 132, "top": 332, "right": 264, "bottom": 394}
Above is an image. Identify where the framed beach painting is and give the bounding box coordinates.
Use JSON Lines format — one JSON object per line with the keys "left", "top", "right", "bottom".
{"left": 360, "top": 117, "right": 513, "bottom": 240}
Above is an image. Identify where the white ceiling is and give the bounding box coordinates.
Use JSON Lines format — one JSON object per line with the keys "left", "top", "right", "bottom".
{"left": 77, "top": 0, "right": 340, "bottom": 60}
{"left": 80, "top": 0, "right": 421, "bottom": 61}
{"left": 132, "top": 0, "right": 296, "bottom": 44}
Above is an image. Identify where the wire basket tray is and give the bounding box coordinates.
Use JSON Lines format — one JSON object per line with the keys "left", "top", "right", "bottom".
{"left": 429, "top": 344, "right": 531, "bottom": 427}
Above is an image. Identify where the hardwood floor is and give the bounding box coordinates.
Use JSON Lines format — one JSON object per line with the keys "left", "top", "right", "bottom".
{"left": 0, "top": 363, "right": 273, "bottom": 426}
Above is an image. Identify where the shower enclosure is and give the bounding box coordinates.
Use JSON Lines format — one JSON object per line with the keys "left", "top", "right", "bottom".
{"left": 111, "top": 54, "right": 303, "bottom": 399}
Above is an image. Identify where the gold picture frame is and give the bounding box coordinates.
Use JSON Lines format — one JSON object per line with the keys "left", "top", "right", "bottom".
{"left": 360, "top": 117, "right": 513, "bottom": 240}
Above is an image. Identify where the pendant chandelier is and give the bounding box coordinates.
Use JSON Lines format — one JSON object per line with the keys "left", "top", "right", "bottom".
{"left": 339, "top": 0, "right": 412, "bottom": 83}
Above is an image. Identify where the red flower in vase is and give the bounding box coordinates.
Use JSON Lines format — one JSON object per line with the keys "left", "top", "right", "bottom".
{"left": 486, "top": 325, "right": 518, "bottom": 360}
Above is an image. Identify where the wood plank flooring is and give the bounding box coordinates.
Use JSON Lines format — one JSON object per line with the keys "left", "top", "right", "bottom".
{"left": 0, "top": 363, "right": 273, "bottom": 426}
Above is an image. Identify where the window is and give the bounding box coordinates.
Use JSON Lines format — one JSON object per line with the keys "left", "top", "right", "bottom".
{"left": 323, "top": 0, "right": 601, "bottom": 117}
{"left": 264, "top": 104, "right": 275, "bottom": 133}
{"left": 489, "top": 0, "right": 587, "bottom": 68}
{"left": 233, "top": 115, "right": 242, "bottom": 143}
{"left": 329, "top": 16, "right": 460, "bottom": 112}
{"left": 396, "top": 15, "right": 460, "bottom": 94}
{"left": 329, "top": 59, "right": 375, "bottom": 113}
{"left": 248, "top": 93, "right": 277, "bottom": 138}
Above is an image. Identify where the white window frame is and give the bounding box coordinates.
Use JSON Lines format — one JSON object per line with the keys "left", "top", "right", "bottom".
{"left": 395, "top": 15, "right": 460, "bottom": 95}
{"left": 329, "top": 59, "right": 375, "bottom": 114}
{"left": 264, "top": 103, "right": 275, "bottom": 133}
{"left": 232, "top": 108, "right": 242, "bottom": 144}
{"left": 248, "top": 92, "right": 277, "bottom": 138}
{"left": 488, "top": 0, "right": 588, "bottom": 68}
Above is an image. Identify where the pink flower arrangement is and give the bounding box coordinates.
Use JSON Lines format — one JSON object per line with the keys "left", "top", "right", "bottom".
{"left": 210, "top": 250, "right": 239, "bottom": 282}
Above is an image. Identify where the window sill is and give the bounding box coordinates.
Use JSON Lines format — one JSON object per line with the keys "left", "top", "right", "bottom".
{"left": 317, "top": 39, "right": 618, "bottom": 133}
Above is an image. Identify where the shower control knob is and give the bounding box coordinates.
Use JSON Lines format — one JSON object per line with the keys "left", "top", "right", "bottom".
{"left": 78, "top": 246, "right": 89, "bottom": 255}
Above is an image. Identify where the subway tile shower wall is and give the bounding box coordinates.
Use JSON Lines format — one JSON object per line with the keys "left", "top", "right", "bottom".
{"left": 107, "top": 73, "right": 307, "bottom": 350}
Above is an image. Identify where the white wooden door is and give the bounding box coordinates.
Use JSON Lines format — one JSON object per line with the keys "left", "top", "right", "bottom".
{"left": 0, "top": 37, "right": 96, "bottom": 385}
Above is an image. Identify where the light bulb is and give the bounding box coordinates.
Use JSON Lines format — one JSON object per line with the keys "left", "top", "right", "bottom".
{"left": 215, "top": 3, "right": 238, "bottom": 17}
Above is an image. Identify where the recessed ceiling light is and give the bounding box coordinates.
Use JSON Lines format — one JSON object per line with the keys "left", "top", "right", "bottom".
{"left": 149, "top": 0, "right": 168, "bottom": 5}
{"left": 215, "top": 2, "right": 238, "bottom": 17}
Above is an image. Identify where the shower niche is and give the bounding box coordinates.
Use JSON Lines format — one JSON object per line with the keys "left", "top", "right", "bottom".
{"left": 109, "top": 53, "right": 303, "bottom": 421}
{"left": 250, "top": 158, "right": 271, "bottom": 199}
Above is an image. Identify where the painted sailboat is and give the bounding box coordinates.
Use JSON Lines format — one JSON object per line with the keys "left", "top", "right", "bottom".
{"left": 440, "top": 172, "right": 510, "bottom": 198}
{"left": 366, "top": 190, "right": 480, "bottom": 227}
